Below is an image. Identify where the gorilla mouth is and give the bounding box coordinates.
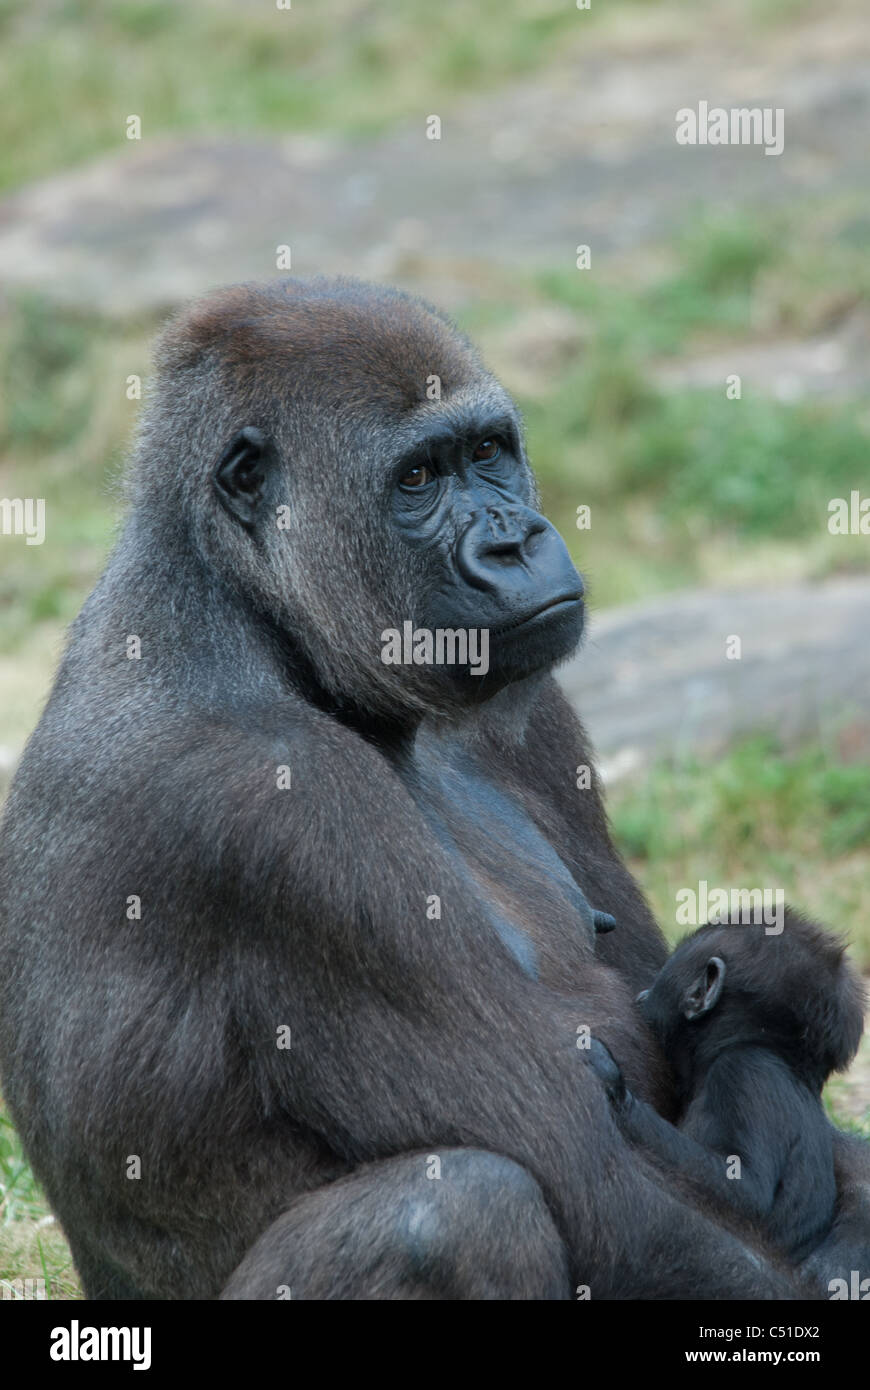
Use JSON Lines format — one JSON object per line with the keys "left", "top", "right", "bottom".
{"left": 491, "top": 594, "right": 584, "bottom": 636}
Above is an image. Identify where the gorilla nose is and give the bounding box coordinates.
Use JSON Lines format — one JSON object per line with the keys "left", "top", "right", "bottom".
{"left": 635, "top": 989, "right": 650, "bottom": 1005}
{"left": 457, "top": 507, "right": 568, "bottom": 593}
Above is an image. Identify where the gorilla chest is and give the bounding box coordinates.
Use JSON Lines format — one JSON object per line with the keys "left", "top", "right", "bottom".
{"left": 407, "top": 757, "right": 599, "bottom": 984}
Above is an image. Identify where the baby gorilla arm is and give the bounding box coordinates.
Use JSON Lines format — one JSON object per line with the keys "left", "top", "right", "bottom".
{"left": 589, "top": 1041, "right": 787, "bottom": 1224}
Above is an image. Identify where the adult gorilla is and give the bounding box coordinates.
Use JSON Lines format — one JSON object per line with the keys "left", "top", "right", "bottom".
{"left": 0, "top": 279, "right": 866, "bottom": 1300}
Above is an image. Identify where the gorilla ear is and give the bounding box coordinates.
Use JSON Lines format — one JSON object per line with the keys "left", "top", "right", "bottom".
{"left": 214, "top": 427, "right": 270, "bottom": 527}
{"left": 683, "top": 956, "right": 725, "bottom": 1020}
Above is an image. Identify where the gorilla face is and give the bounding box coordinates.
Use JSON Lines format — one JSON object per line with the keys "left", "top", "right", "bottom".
{"left": 215, "top": 408, "right": 584, "bottom": 705}
{"left": 389, "top": 413, "right": 584, "bottom": 693}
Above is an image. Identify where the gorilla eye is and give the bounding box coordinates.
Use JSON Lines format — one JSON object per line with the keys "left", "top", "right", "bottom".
{"left": 399, "top": 465, "right": 433, "bottom": 490}
{"left": 472, "top": 439, "right": 500, "bottom": 462}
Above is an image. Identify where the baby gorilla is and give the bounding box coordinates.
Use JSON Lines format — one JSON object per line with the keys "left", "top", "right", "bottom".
{"left": 590, "top": 910, "right": 866, "bottom": 1262}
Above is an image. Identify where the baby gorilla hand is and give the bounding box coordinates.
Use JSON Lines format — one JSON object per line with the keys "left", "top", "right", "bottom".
{"left": 587, "top": 1037, "right": 628, "bottom": 1107}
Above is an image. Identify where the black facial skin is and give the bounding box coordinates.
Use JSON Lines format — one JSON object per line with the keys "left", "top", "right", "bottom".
{"left": 0, "top": 278, "right": 867, "bottom": 1303}
{"left": 390, "top": 422, "right": 584, "bottom": 695}
{"left": 591, "top": 912, "right": 866, "bottom": 1265}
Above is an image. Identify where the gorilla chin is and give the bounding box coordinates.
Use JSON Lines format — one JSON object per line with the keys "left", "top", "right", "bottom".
{"left": 491, "top": 590, "right": 585, "bottom": 674}
{"left": 440, "top": 594, "right": 585, "bottom": 703}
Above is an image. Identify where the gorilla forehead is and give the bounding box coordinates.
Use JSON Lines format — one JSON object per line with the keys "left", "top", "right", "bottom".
{"left": 158, "top": 276, "right": 487, "bottom": 421}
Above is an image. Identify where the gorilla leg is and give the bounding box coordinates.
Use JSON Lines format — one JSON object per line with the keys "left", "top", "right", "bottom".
{"left": 63, "top": 1236, "right": 149, "bottom": 1302}
{"left": 221, "top": 1149, "right": 570, "bottom": 1300}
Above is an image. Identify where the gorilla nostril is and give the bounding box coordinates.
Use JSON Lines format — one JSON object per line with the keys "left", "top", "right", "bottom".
{"left": 487, "top": 509, "right": 509, "bottom": 535}
{"left": 480, "top": 507, "right": 547, "bottom": 555}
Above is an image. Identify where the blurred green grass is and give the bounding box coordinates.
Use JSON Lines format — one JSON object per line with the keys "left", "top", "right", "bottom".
{"left": 611, "top": 736, "right": 870, "bottom": 956}
{"left": 0, "top": 1112, "right": 79, "bottom": 1299}
{"left": 0, "top": 0, "right": 601, "bottom": 192}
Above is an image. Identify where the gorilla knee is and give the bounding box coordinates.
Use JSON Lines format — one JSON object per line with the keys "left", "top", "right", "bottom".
{"left": 398, "top": 1150, "right": 570, "bottom": 1299}
{"left": 222, "top": 1150, "right": 569, "bottom": 1300}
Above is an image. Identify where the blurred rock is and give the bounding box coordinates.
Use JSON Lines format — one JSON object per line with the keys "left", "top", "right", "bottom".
{"left": 653, "top": 308, "right": 870, "bottom": 403}
{"left": 0, "top": 23, "right": 868, "bottom": 321}
{"left": 557, "top": 578, "right": 870, "bottom": 782}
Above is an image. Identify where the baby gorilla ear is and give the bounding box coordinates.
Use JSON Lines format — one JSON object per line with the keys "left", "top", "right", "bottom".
{"left": 214, "top": 426, "right": 270, "bottom": 527}
{"left": 683, "top": 956, "right": 725, "bottom": 1020}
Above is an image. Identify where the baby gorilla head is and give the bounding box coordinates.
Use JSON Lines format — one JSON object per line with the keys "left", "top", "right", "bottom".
{"left": 636, "top": 909, "right": 865, "bottom": 1097}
